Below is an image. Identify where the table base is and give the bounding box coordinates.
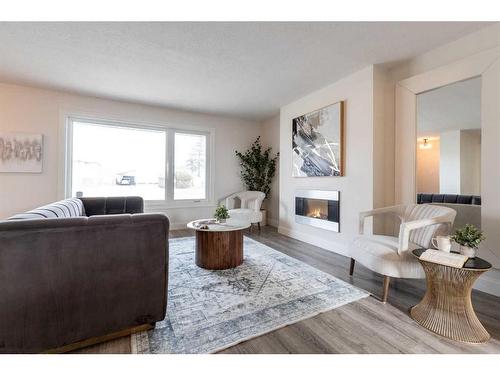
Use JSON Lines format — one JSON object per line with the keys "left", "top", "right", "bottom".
{"left": 410, "top": 261, "right": 490, "bottom": 343}
{"left": 195, "top": 229, "right": 244, "bottom": 270}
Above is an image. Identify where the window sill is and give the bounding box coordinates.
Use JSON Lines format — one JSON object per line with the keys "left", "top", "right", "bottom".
{"left": 145, "top": 200, "right": 217, "bottom": 210}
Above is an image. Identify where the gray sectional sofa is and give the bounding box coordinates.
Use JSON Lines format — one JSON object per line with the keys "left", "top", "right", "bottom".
{"left": 0, "top": 196, "right": 169, "bottom": 353}
{"left": 416, "top": 193, "right": 481, "bottom": 230}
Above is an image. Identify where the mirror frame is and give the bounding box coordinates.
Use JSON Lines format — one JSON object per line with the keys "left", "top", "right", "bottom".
{"left": 394, "top": 46, "right": 500, "bottom": 269}
{"left": 395, "top": 46, "right": 500, "bottom": 204}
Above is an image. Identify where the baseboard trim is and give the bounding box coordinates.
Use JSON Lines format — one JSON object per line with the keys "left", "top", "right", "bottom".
{"left": 278, "top": 225, "right": 349, "bottom": 257}
{"left": 267, "top": 218, "right": 279, "bottom": 228}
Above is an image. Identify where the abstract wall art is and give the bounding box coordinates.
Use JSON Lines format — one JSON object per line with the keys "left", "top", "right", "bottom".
{"left": 0, "top": 132, "right": 43, "bottom": 173}
{"left": 292, "top": 101, "right": 345, "bottom": 177}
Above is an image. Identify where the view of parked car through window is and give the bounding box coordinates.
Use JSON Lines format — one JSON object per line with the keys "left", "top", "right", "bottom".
{"left": 70, "top": 120, "right": 208, "bottom": 202}
{"left": 71, "top": 121, "right": 166, "bottom": 199}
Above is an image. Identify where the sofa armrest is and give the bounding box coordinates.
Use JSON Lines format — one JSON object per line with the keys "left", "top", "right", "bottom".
{"left": 397, "top": 215, "right": 453, "bottom": 255}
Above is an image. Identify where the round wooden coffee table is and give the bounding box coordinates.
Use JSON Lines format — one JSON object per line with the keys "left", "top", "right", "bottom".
{"left": 187, "top": 220, "right": 250, "bottom": 270}
{"left": 411, "top": 249, "right": 492, "bottom": 343}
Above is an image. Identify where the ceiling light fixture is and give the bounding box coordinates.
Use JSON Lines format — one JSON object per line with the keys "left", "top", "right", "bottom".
{"left": 419, "top": 138, "right": 432, "bottom": 149}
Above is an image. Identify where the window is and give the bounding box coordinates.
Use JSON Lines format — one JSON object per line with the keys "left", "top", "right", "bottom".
{"left": 66, "top": 118, "right": 211, "bottom": 205}
{"left": 174, "top": 132, "right": 207, "bottom": 200}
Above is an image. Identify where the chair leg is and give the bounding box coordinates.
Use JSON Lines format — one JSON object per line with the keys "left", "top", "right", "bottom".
{"left": 382, "top": 276, "right": 390, "bottom": 303}
{"left": 349, "top": 258, "right": 355, "bottom": 276}
{"left": 257, "top": 222, "right": 261, "bottom": 231}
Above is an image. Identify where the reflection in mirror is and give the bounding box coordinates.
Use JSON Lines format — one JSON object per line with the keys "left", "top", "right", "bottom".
{"left": 416, "top": 77, "right": 481, "bottom": 229}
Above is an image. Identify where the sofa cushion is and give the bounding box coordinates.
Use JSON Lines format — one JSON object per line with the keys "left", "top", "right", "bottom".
{"left": 8, "top": 198, "right": 84, "bottom": 220}
{"left": 418, "top": 194, "right": 433, "bottom": 204}
{"left": 443, "top": 194, "right": 458, "bottom": 203}
{"left": 79, "top": 196, "right": 144, "bottom": 216}
{"left": 430, "top": 194, "right": 444, "bottom": 203}
{"left": 456, "top": 195, "right": 473, "bottom": 204}
{"left": 418, "top": 193, "right": 479, "bottom": 205}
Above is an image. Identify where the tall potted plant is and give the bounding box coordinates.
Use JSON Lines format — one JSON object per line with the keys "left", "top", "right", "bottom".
{"left": 235, "top": 137, "right": 279, "bottom": 225}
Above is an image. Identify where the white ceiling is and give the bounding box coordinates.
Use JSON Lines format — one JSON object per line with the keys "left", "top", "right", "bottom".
{"left": 417, "top": 77, "right": 481, "bottom": 137}
{"left": 0, "top": 22, "right": 493, "bottom": 120}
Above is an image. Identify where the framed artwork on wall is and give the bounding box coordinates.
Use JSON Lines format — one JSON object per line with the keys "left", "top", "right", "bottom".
{"left": 0, "top": 132, "right": 43, "bottom": 173}
{"left": 292, "top": 100, "right": 345, "bottom": 177}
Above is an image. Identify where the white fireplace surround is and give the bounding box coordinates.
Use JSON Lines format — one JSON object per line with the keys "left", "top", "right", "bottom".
{"left": 295, "top": 190, "right": 340, "bottom": 232}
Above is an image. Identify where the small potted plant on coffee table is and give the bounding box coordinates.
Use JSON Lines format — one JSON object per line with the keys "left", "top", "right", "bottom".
{"left": 214, "top": 204, "right": 230, "bottom": 224}
{"left": 451, "top": 224, "right": 485, "bottom": 258}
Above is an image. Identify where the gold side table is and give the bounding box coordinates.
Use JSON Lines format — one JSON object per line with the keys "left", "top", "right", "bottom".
{"left": 411, "top": 249, "right": 492, "bottom": 343}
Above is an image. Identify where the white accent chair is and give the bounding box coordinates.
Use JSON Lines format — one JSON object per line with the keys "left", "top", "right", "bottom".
{"left": 349, "top": 204, "right": 456, "bottom": 303}
{"left": 224, "top": 191, "right": 265, "bottom": 231}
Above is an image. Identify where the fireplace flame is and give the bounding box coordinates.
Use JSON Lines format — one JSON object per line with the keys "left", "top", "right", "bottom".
{"left": 309, "top": 208, "right": 322, "bottom": 218}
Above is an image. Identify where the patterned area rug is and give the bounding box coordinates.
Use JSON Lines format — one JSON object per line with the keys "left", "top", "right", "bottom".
{"left": 131, "top": 236, "right": 369, "bottom": 354}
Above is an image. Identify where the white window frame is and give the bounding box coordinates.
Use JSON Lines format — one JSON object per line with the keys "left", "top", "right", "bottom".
{"left": 63, "top": 115, "right": 215, "bottom": 209}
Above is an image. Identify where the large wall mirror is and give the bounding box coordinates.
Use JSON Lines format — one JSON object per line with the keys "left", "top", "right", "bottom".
{"left": 396, "top": 46, "right": 500, "bottom": 269}
{"left": 416, "top": 77, "right": 481, "bottom": 228}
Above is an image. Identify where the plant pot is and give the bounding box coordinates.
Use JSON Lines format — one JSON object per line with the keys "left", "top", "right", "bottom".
{"left": 460, "top": 245, "right": 476, "bottom": 258}
{"left": 215, "top": 218, "right": 226, "bottom": 224}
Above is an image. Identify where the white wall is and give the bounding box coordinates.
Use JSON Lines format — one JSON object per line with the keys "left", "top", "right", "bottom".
{"left": 460, "top": 129, "right": 481, "bottom": 195}
{"left": 373, "top": 65, "right": 396, "bottom": 234}
{"left": 439, "top": 130, "right": 461, "bottom": 194}
{"left": 0, "top": 82, "right": 262, "bottom": 226}
{"left": 260, "top": 114, "right": 280, "bottom": 227}
{"left": 390, "top": 23, "right": 500, "bottom": 82}
{"left": 278, "top": 66, "right": 392, "bottom": 255}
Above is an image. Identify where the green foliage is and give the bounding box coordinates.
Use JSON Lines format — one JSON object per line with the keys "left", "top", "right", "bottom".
{"left": 186, "top": 139, "right": 204, "bottom": 177}
{"left": 214, "top": 204, "right": 230, "bottom": 220}
{"left": 175, "top": 171, "right": 193, "bottom": 188}
{"left": 235, "top": 136, "right": 279, "bottom": 198}
{"left": 451, "top": 224, "right": 485, "bottom": 249}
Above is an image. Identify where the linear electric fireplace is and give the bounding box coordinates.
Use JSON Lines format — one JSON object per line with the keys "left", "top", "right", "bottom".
{"left": 295, "top": 190, "right": 340, "bottom": 232}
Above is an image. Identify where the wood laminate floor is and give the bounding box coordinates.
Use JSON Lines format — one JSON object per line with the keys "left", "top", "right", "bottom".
{"left": 73, "top": 226, "right": 500, "bottom": 354}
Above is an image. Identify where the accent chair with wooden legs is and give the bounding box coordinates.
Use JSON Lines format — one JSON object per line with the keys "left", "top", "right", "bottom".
{"left": 348, "top": 204, "right": 456, "bottom": 303}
